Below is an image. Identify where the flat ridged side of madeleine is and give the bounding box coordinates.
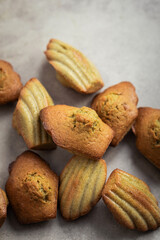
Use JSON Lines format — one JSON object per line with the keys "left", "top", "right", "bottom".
{"left": 13, "top": 78, "right": 56, "bottom": 150}
{"left": 102, "top": 169, "right": 160, "bottom": 231}
{"left": 59, "top": 156, "right": 107, "bottom": 220}
{"left": 45, "top": 39, "right": 104, "bottom": 94}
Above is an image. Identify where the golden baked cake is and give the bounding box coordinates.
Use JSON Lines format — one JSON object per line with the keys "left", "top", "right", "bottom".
{"left": 0, "top": 60, "right": 23, "bottom": 104}
{"left": 13, "top": 78, "right": 56, "bottom": 150}
{"left": 92, "top": 81, "right": 138, "bottom": 146}
{"left": 132, "top": 107, "right": 160, "bottom": 169}
{"left": 40, "top": 105, "right": 114, "bottom": 160}
{"left": 45, "top": 39, "right": 104, "bottom": 94}
{"left": 102, "top": 169, "right": 160, "bottom": 231}
{"left": 0, "top": 188, "right": 8, "bottom": 228}
{"left": 5, "top": 151, "right": 58, "bottom": 224}
{"left": 59, "top": 155, "right": 107, "bottom": 220}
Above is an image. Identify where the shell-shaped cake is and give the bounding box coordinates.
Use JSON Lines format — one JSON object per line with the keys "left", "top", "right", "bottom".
{"left": 102, "top": 169, "right": 160, "bottom": 231}
{"left": 0, "top": 60, "right": 23, "bottom": 104}
{"left": 45, "top": 39, "right": 104, "bottom": 94}
{"left": 13, "top": 78, "right": 56, "bottom": 150}
{"left": 59, "top": 156, "right": 107, "bottom": 220}
{"left": 5, "top": 151, "right": 59, "bottom": 224}
{"left": 92, "top": 82, "right": 138, "bottom": 146}
{"left": 40, "top": 105, "right": 114, "bottom": 160}
{"left": 0, "top": 188, "right": 8, "bottom": 228}
{"left": 133, "top": 107, "right": 160, "bottom": 169}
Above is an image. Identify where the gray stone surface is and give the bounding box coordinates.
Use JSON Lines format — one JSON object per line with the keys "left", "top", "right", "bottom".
{"left": 0, "top": 0, "right": 160, "bottom": 239}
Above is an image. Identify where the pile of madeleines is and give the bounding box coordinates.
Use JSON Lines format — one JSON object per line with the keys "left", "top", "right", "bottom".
{"left": 0, "top": 39, "right": 160, "bottom": 232}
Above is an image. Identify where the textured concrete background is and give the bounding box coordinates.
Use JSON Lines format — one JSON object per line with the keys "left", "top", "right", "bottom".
{"left": 0, "top": 0, "right": 160, "bottom": 239}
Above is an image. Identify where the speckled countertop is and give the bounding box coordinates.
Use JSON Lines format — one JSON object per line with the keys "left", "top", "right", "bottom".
{"left": 0, "top": 0, "right": 160, "bottom": 239}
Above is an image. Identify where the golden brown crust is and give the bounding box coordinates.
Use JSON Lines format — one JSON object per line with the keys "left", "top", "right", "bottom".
{"left": 40, "top": 105, "right": 114, "bottom": 160}
{"left": 13, "top": 78, "right": 56, "bottom": 150}
{"left": 0, "top": 60, "right": 23, "bottom": 104}
{"left": 45, "top": 39, "right": 104, "bottom": 94}
{"left": 5, "top": 151, "right": 58, "bottom": 224}
{"left": 0, "top": 188, "right": 7, "bottom": 228}
{"left": 59, "top": 156, "right": 107, "bottom": 220}
{"left": 102, "top": 169, "right": 160, "bottom": 231}
{"left": 92, "top": 81, "right": 138, "bottom": 146}
{"left": 133, "top": 107, "right": 160, "bottom": 169}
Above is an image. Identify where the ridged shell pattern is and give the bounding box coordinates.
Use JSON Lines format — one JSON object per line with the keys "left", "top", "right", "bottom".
{"left": 59, "top": 156, "right": 107, "bottom": 220}
{"left": 45, "top": 39, "right": 103, "bottom": 93}
{"left": 102, "top": 169, "right": 160, "bottom": 231}
{"left": 13, "top": 78, "right": 56, "bottom": 150}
